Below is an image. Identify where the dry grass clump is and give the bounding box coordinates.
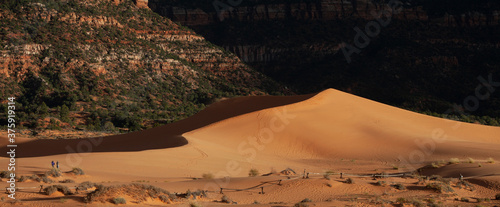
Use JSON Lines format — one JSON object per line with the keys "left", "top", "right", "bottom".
{"left": 45, "top": 169, "right": 62, "bottom": 177}
{"left": 293, "top": 198, "right": 312, "bottom": 207}
{"left": 27, "top": 174, "right": 54, "bottom": 183}
{"left": 85, "top": 184, "right": 178, "bottom": 204}
{"left": 248, "top": 168, "right": 259, "bottom": 177}
{"left": 43, "top": 185, "right": 72, "bottom": 195}
{"left": 426, "top": 182, "right": 454, "bottom": 193}
{"left": 345, "top": 178, "right": 354, "bottom": 184}
{"left": 393, "top": 183, "right": 405, "bottom": 190}
{"left": 0, "top": 171, "right": 11, "bottom": 178}
{"left": 456, "top": 180, "right": 475, "bottom": 191}
{"left": 449, "top": 158, "right": 460, "bottom": 164}
{"left": 71, "top": 167, "right": 85, "bottom": 175}
{"left": 221, "top": 195, "right": 232, "bottom": 203}
{"left": 466, "top": 157, "right": 475, "bottom": 163}
{"left": 113, "top": 197, "right": 126, "bottom": 204}
{"left": 77, "top": 181, "right": 99, "bottom": 191}
{"left": 202, "top": 173, "right": 214, "bottom": 179}
{"left": 486, "top": 157, "right": 495, "bottom": 163}
{"left": 60, "top": 179, "right": 75, "bottom": 183}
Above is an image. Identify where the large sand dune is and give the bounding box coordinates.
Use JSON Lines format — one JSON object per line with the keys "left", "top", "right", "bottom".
{"left": 185, "top": 89, "right": 500, "bottom": 162}
{"left": 1, "top": 89, "right": 500, "bottom": 206}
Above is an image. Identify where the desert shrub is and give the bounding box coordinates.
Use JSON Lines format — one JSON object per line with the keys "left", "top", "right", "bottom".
{"left": 426, "top": 182, "right": 454, "bottom": 193}
{"left": 495, "top": 193, "right": 500, "bottom": 200}
{"left": 60, "top": 179, "right": 75, "bottom": 183}
{"left": 43, "top": 185, "right": 72, "bottom": 195}
{"left": 45, "top": 168, "right": 62, "bottom": 177}
{"left": 84, "top": 184, "right": 109, "bottom": 203}
{"left": 18, "top": 176, "right": 27, "bottom": 182}
{"left": 248, "top": 168, "right": 259, "bottom": 177}
{"left": 457, "top": 180, "right": 475, "bottom": 191}
{"left": 393, "top": 183, "right": 405, "bottom": 190}
{"left": 113, "top": 197, "right": 126, "bottom": 204}
{"left": 449, "top": 158, "right": 460, "bottom": 164}
{"left": 294, "top": 203, "right": 309, "bottom": 207}
{"left": 202, "top": 173, "right": 214, "bottom": 179}
{"left": 396, "top": 197, "right": 407, "bottom": 203}
{"left": 411, "top": 199, "right": 425, "bottom": 207}
{"left": 375, "top": 181, "right": 386, "bottom": 186}
{"left": 184, "top": 189, "right": 206, "bottom": 199}
{"left": 323, "top": 170, "right": 334, "bottom": 180}
{"left": 466, "top": 157, "right": 475, "bottom": 163}
{"left": 71, "top": 167, "right": 85, "bottom": 175}
{"left": 77, "top": 181, "right": 98, "bottom": 191}
{"left": 221, "top": 195, "right": 231, "bottom": 203}
{"left": 294, "top": 199, "right": 311, "bottom": 207}
{"left": 431, "top": 162, "right": 440, "bottom": 168}
{"left": 429, "top": 175, "right": 443, "bottom": 181}
{"left": 29, "top": 174, "right": 41, "bottom": 182}
{"left": 0, "top": 171, "right": 11, "bottom": 178}
{"left": 486, "top": 157, "right": 495, "bottom": 163}
{"left": 345, "top": 178, "right": 354, "bottom": 184}
{"left": 476, "top": 198, "right": 488, "bottom": 203}
{"left": 41, "top": 175, "right": 54, "bottom": 183}
{"left": 190, "top": 202, "right": 202, "bottom": 207}
{"left": 300, "top": 198, "right": 312, "bottom": 203}
{"left": 460, "top": 197, "right": 469, "bottom": 202}
{"left": 159, "top": 195, "right": 172, "bottom": 203}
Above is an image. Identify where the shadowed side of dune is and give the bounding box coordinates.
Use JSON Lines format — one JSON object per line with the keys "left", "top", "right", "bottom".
{"left": 0, "top": 93, "right": 315, "bottom": 158}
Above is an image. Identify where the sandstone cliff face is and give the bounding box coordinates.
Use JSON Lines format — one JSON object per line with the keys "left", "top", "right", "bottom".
{"left": 151, "top": 0, "right": 499, "bottom": 26}
{"left": 0, "top": 0, "right": 282, "bottom": 131}
{"left": 150, "top": 0, "right": 500, "bottom": 63}
{"left": 149, "top": 0, "right": 500, "bottom": 119}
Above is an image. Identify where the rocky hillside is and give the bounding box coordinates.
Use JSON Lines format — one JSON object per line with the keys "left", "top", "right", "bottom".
{"left": 150, "top": 0, "right": 500, "bottom": 124}
{"left": 0, "top": 0, "right": 283, "bottom": 134}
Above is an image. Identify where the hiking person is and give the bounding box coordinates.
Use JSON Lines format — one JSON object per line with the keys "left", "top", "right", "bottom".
{"left": 51, "top": 161, "right": 55, "bottom": 168}
{"left": 56, "top": 161, "right": 59, "bottom": 169}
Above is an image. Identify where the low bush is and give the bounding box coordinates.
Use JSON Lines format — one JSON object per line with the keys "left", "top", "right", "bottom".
{"left": 77, "top": 181, "right": 99, "bottom": 191}
{"left": 248, "top": 168, "right": 259, "bottom": 177}
{"left": 60, "top": 179, "right": 75, "bottom": 183}
{"left": 393, "top": 183, "right": 405, "bottom": 190}
{"left": 113, "top": 197, "right": 126, "bottom": 204}
{"left": 71, "top": 167, "right": 85, "bottom": 175}
{"left": 426, "top": 182, "right": 454, "bottom": 193}
{"left": 345, "top": 178, "right": 354, "bottom": 184}
{"left": 0, "top": 171, "right": 10, "bottom": 178}
{"left": 202, "top": 173, "right": 214, "bottom": 179}
{"left": 45, "top": 168, "right": 61, "bottom": 177}
{"left": 221, "top": 195, "right": 231, "bottom": 203}
{"left": 449, "top": 158, "right": 460, "bottom": 164}
{"left": 43, "top": 185, "right": 72, "bottom": 195}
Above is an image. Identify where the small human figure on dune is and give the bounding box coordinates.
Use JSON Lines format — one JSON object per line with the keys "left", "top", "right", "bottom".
{"left": 51, "top": 160, "right": 55, "bottom": 168}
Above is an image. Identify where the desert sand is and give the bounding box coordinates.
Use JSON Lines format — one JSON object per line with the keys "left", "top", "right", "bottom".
{"left": 0, "top": 89, "right": 499, "bottom": 206}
